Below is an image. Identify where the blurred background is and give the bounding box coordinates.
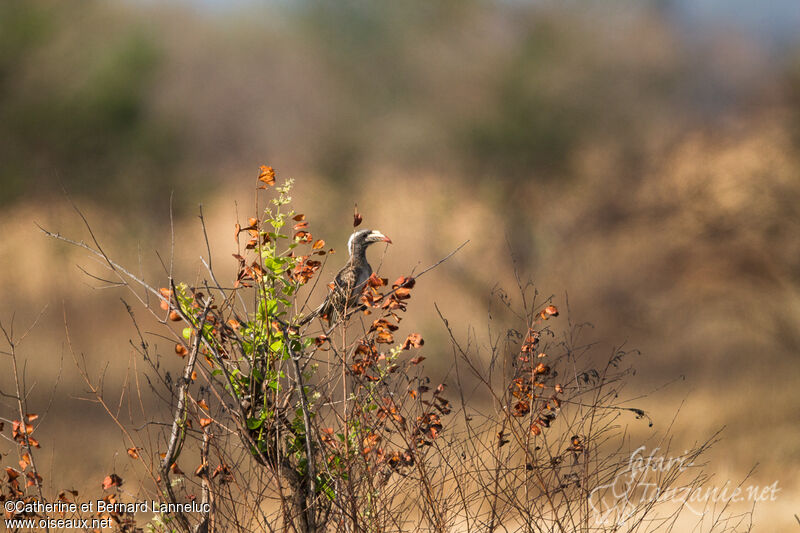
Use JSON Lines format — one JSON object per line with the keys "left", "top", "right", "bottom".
{"left": 1, "top": 0, "right": 799, "bottom": 529}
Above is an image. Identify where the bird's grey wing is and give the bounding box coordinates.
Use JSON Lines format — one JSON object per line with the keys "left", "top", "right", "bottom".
{"left": 301, "top": 262, "right": 371, "bottom": 326}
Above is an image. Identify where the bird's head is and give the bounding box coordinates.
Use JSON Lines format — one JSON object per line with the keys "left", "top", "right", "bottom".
{"left": 348, "top": 229, "right": 392, "bottom": 255}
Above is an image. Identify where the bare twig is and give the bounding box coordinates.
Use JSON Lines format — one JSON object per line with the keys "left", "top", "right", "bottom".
{"left": 0, "top": 312, "right": 50, "bottom": 532}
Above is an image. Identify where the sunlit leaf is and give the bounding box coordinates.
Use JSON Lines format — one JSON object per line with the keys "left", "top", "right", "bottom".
{"left": 402, "top": 333, "right": 424, "bottom": 350}
{"left": 540, "top": 305, "right": 559, "bottom": 319}
{"left": 258, "top": 165, "right": 276, "bottom": 187}
{"left": 102, "top": 474, "right": 123, "bottom": 490}
{"left": 376, "top": 330, "right": 394, "bottom": 344}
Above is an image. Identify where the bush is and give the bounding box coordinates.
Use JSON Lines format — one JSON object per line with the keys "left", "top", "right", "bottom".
{"left": 3, "top": 167, "right": 751, "bottom": 532}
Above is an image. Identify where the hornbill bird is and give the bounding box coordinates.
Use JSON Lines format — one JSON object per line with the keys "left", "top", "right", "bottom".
{"left": 298, "top": 229, "right": 392, "bottom": 326}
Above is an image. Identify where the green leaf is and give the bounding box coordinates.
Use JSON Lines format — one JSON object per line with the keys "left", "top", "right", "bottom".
{"left": 182, "top": 327, "right": 192, "bottom": 340}
{"left": 319, "top": 478, "right": 336, "bottom": 501}
{"left": 246, "top": 417, "right": 263, "bottom": 430}
{"left": 269, "top": 338, "right": 283, "bottom": 352}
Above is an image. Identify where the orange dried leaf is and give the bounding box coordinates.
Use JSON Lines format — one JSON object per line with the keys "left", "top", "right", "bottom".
{"left": 541, "top": 305, "right": 559, "bottom": 319}
{"left": 26, "top": 414, "right": 39, "bottom": 422}
{"left": 393, "top": 276, "right": 416, "bottom": 289}
{"left": 312, "top": 239, "right": 325, "bottom": 250}
{"left": 394, "top": 287, "right": 411, "bottom": 299}
{"left": 370, "top": 318, "right": 398, "bottom": 332}
{"left": 127, "top": 448, "right": 140, "bottom": 459}
{"left": 175, "top": 344, "right": 188, "bottom": 357}
{"left": 410, "top": 356, "right": 425, "bottom": 365}
{"left": 293, "top": 214, "right": 305, "bottom": 221}
{"left": 314, "top": 334, "right": 330, "bottom": 347}
{"left": 197, "top": 399, "right": 209, "bottom": 410}
{"left": 353, "top": 205, "right": 363, "bottom": 227}
{"left": 402, "top": 333, "right": 424, "bottom": 350}
{"left": 102, "top": 474, "right": 123, "bottom": 490}
{"left": 367, "top": 273, "right": 387, "bottom": 287}
{"left": 257, "top": 165, "right": 276, "bottom": 186}
{"left": 376, "top": 330, "right": 394, "bottom": 344}
{"left": 199, "top": 418, "right": 213, "bottom": 428}
{"left": 26, "top": 471, "right": 42, "bottom": 487}
{"left": 295, "top": 231, "right": 312, "bottom": 243}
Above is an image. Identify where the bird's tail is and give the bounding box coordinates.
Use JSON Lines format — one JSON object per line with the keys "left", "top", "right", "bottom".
{"left": 297, "top": 302, "right": 325, "bottom": 326}
{"left": 297, "top": 312, "right": 316, "bottom": 326}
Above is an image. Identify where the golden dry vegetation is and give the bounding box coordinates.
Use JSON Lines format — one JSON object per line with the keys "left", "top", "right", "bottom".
{"left": 1, "top": 1, "right": 799, "bottom": 530}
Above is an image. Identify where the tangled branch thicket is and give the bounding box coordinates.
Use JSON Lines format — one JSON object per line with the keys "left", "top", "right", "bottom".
{"left": 2, "top": 168, "right": 753, "bottom": 533}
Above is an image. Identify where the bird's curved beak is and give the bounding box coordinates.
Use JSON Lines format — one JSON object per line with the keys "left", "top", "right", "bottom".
{"left": 369, "top": 230, "right": 392, "bottom": 244}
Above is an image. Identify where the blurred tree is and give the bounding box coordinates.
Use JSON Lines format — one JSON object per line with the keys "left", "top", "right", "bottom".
{"left": 0, "top": 2, "right": 187, "bottom": 216}
{"left": 463, "top": 20, "right": 582, "bottom": 180}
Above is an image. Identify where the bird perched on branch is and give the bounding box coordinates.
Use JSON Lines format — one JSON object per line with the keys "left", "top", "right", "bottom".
{"left": 299, "top": 229, "right": 392, "bottom": 326}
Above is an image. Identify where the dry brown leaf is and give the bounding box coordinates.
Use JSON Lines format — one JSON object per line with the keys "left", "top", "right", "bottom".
{"left": 353, "top": 205, "right": 363, "bottom": 227}
{"left": 258, "top": 165, "right": 276, "bottom": 187}
{"left": 102, "top": 474, "right": 123, "bottom": 490}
